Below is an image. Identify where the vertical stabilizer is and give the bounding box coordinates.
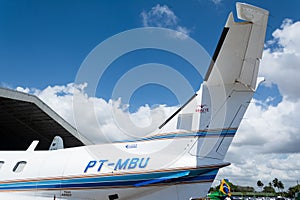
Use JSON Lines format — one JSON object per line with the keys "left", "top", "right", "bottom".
{"left": 189, "top": 3, "right": 268, "bottom": 160}
{"left": 158, "top": 2, "right": 268, "bottom": 161}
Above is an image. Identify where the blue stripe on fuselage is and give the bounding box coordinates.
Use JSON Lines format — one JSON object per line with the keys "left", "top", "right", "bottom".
{"left": 114, "top": 129, "right": 236, "bottom": 143}
{"left": 0, "top": 169, "right": 218, "bottom": 191}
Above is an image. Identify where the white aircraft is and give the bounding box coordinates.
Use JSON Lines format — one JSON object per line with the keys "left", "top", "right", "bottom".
{"left": 0, "top": 2, "right": 268, "bottom": 200}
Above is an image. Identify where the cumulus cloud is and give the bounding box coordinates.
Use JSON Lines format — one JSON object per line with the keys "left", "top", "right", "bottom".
{"left": 216, "top": 19, "right": 300, "bottom": 189}
{"left": 141, "top": 4, "right": 190, "bottom": 39}
{"left": 17, "top": 83, "right": 177, "bottom": 144}
{"left": 234, "top": 98, "right": 300, "bottom": 154}
{"left": 211, "top": 0, "right": 222, "bottom": 5}
{"left": 260, "top": 19, "right": 300, "bottom": 101}
{"left": 16, "top": 86, "right": 30, "bottom": 93}
{"left": 215, "top": 99, "right": 300, "bottom": 189}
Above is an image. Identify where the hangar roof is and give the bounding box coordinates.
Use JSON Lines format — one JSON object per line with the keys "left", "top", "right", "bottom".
{"left": 0, "top": 87, "right": 92, "bottom": 150}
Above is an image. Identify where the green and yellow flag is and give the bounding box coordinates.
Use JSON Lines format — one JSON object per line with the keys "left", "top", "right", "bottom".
{"left": 219, "top": 179, "right": 231, "bottom": 196}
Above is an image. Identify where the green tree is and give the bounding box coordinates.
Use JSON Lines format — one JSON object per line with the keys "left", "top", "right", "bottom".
{"left": 288, "top": 184, "right": 300, "bottom": 197}
{"left": 257, "top": 180, "right": 264, "bottom": 192}
{"left": 273, "top": 178, "right": 279, "bottom": 192}
{"left": 278, "top": 181, "right": 284, "bottom": 191}
{"left": 209, "top": 187, "right": 216, "bottom": 193}
{"left": 277, "top": 181, "right": 284, "bottom": 196}
{"left": 263, "top": 185, "right": 276, "bottom": 193}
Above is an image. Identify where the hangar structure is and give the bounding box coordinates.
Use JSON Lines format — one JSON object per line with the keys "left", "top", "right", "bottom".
{"left": 0, "top": 87, "right": 91, "bottom": 150}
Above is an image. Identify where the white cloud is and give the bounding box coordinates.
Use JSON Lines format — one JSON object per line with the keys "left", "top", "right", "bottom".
{"left": 16, "top": 86, "right": 30, "bottom": 93}
{"left": 141, "top": 4, "right": 177, "bottom": 28}
{"left": 17, "top": 83, "right": 177, "bottom": 144}
{"left": 216, "top": 19, "right": 300, "bottom": 189}
{"left": 260, "top": 19, "right": 300, "bottom": 100}
{"left": 141, "top": 4, "right": 191, "bottom": 39}
{"left": 215, "top": 98, "right": 300, "bottom": 189}
{"left": 211, "top": 0, "right": 222, "bottom": 5}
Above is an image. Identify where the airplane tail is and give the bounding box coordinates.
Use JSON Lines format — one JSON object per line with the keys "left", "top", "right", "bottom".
{"left": 160, "top": 3, "right": 268, "bottom": 160}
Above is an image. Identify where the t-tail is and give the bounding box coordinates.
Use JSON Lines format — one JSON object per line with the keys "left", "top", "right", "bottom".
{"left": 160, "top": 2, "right": 269, "bottom": 161}
{"left": 0, "top": 3, "right": 270, "bottom": 200}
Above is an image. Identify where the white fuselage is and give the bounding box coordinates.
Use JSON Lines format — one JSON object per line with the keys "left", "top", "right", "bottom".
{"left": 0, "top": 135, "right": 227, "bottom": 199}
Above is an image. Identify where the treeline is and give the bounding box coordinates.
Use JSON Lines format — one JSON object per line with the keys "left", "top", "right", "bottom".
{"left": 257, "top": 178, "right": 284, "bottom": 193}
{"left": 210, "top": 178, "right": 300, "bottom": 198}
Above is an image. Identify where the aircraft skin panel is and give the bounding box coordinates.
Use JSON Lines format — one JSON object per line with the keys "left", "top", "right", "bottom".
{"left": 0, "top": 138, "right": 226, "bottom": 199}
{"left": 0, "top": 182, "right": 214, "bottom": 200}
{"left": 0, "top": 3, "right": 268, "bottom": 200}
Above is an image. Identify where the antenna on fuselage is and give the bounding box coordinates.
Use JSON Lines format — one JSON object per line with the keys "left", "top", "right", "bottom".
{"left": 49, "top": 136, "right": 64, "bottom": 150}
{"left": 26, "top": 140, "right": 39, "bottom": 151}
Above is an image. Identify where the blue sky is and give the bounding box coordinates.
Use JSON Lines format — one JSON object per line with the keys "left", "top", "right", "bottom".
{"left": 1, "top": 0, "right": 299, "bottom": 111}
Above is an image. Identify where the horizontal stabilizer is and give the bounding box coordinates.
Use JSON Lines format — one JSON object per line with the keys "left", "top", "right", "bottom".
{"left": 134, "top": 171, "right": 190, "bottom": 187}
{"left": 205, "top": 3, "right": 268, "bottom": 89}
{"left": 256, "top": 77, "right": 265, "bottom": 90}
